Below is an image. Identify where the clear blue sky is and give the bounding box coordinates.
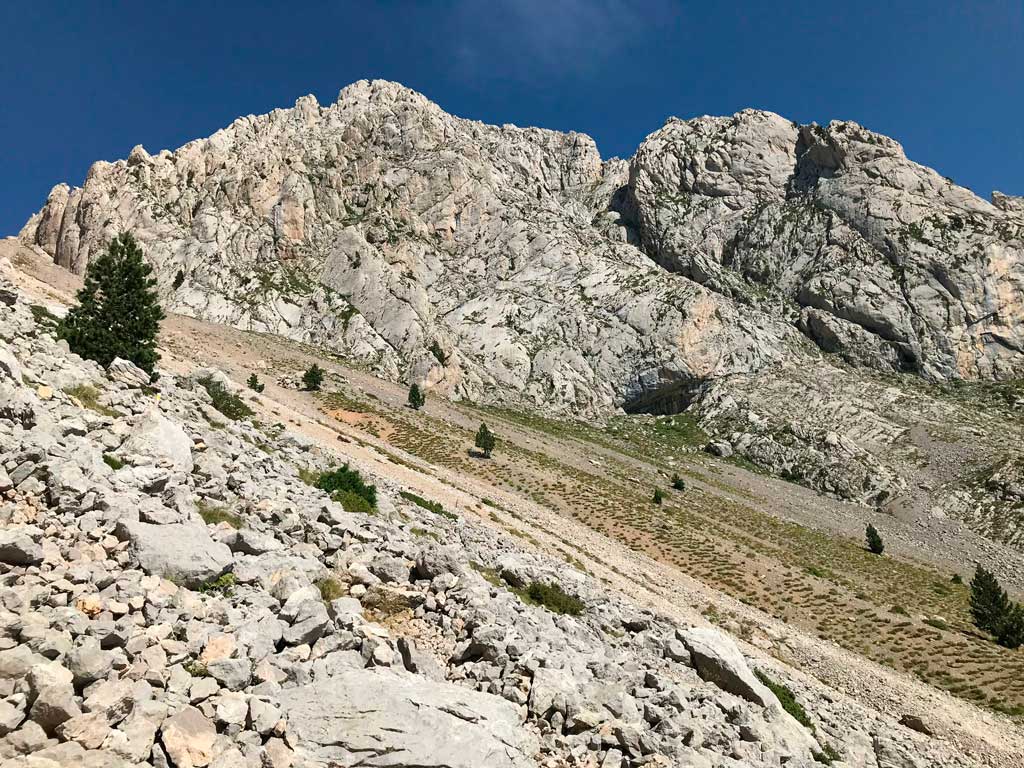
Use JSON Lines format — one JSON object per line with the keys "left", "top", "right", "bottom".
{"left": 2, "top": 1, "right": 1021, "bottom": 236}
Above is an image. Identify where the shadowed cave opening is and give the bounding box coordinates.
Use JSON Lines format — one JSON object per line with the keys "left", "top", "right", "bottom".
{"left": 622, "top": 376, "right": 708, "bottom": 416}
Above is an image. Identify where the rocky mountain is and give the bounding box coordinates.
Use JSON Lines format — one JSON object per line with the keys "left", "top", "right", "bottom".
{"left": 15, "top": 80, "right": 1024, "bottom": 516}
{"left": 1, "top": 259, "right": 987, "bottom": 768}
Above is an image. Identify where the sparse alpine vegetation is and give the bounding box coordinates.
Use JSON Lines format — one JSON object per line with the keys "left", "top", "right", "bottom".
{"left": 197, "top": 375, "right": 254, "bottom": 421}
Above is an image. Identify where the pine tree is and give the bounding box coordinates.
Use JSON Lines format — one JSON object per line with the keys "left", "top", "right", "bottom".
{"left": 475, "top": 423, "right": 496, "bottom": 458}
{"left": 970, "top": 564, "right": 1010, "bottom": 634}
{"left": 302, "top": 364, "right": 324, "bottom": 391}
{"left": 407, "top": 383, "right": 425, "bottom": 410}
{"left": 865, "top": 523, "right": 885, "bottom": 555}
{"left": 995, "top": 604, "right": 1024, "bottom": 649}
{"left": 57, "top": 233, "right": 164, "bottom": 374}
{"left": 247, "top": 373, "right": 265, "bottom": 393}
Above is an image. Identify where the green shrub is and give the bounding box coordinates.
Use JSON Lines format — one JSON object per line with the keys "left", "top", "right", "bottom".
{"left": 247, "top": 373, "right": 265, "bottom": 393}
{"left": 302, "top": 364, "right": 324, "bottom": 391}
{"left": 522, "top": 581, "right": 585, "bottom": 616}
{"left": 197, "top": 376, "right": 254, "bottom": 421}
{"left": 102, "top": 453, "right": 124, "bottom": 470}
{"left": 400, "top": 490, "right": 447, "bottom": 516}
{"left": 813, "top": 744, "right": 842, "bottom": 765}
{"left": 183, "top": 660, "right": 208, "bottom": 677}
{"left": 317, "top": 463, "right": 377, "bottom": 508}
{"left": 671, "top": 474, "right": 686, "bottom": 491}
{"left": 316, "top": 577, "right": 345, "bottom": 602}
{"left": 754, "top": 669, "right": 813, "bottom": 729}
{"left": 407, "top": 383, "right": 425, "bottom": 409}
{"left": 334, "top": 489, "right": 374, "bottom": 515}
{"left": 198, "top": 573, "right": 236, "bottom": 596}
{"left": 951, "top": 573, "right": 963, "bottom": 585}
{"left": 197, "top": 502, "right": 242, "bottom": 529}
{"left": 652, "top": 488, "right": 664, "bottom": 505}
{"left": 65, "top": 384, "right": 118, "bottom": 418}
{"left": 970, "top": 564, "right": 1010, "bottom": 634}
{"left": 995, "top": 604, "right": 1024, "bottom": 649}
{"left": 30, "top": 304, "right": 59, "bottom": 328}
{"left": 297, "top": 467, "right": 320, "bottom": 486}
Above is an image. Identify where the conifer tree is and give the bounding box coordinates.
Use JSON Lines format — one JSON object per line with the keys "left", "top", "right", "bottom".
{"left": 970, "top": 564, "right": 1010, "bottom": 634}
{"left": 302, "top": 364, "right": 324, "bottom": 391}
{"left": 57, "top": 233, "right": 164, "bottom": 374}
{"left": 995, "top": 604, "right": 1024, "bottom": 649}
{"left": 475, "top": 423, "right": 496, "bottom": 458}
{"left": 407, "top": 383, "right": 425, "bottom": 410}
{"left": 865, "top": 523, "right": 885, "bottom": 555}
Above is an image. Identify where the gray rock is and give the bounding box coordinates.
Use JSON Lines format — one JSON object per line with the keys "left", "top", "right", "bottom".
{"left": 160, "top": 706, "right": 217, "bottom": 768}
{"left": 680, "top": 628, "right": 775, "bottom": 708}
{"left": 119, "top": 407, "right": 193, "bottom": 471}
{"left": 397, "top": 637, "right": 445, "bottom": 681}
{"left": 277, "top": 666, "right": 538, "bottom": 767}
{"left": 206, "top": 657, "right": 251, "bottom": 692}
{"left": 369, "top": 555, "right": 411, "bottom": 583}
{"left": 30, "top": 683, "right": 80, "bottom": 734}
{"left": 0, "top": 343, "right": 23, "bottom": 383}
{"left": 106, "top": 358, "right": 151, "bottom": 388}
{"left": 114, "top": 520, "right": 231, "bottom": 588}
{"left": 0, "top": 527, "right": 44, "bottom": 565}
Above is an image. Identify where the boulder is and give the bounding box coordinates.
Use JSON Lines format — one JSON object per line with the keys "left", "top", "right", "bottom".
{"left": 680, "top": 628, "right": 775, "bottom": 708}
{"left": 119, "top": 407, "right": 193, "bottom": 471}
{"left": 160, "top": 706, "right": 217, "bottom": 768}
{"left": 106, "top": 358, "right": 151, "bottom": 388}
{"left": 276, "top": 666, "right": 537, "bottom": 767}
{"left": 114, "top": 520, "right": 232, "bottom": 589}
{"left": 0, "top": 527, "right": 44, "bottom": 565}
{"left": 0, "top": 343, "right": 23, "bottom": 382}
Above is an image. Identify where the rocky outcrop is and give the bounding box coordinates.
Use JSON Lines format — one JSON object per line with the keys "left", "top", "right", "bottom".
{"left": 625, "top": 112, "right": 1024, "bottom": 381}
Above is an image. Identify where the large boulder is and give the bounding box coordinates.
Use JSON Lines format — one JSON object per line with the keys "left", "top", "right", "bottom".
{"left": 276, "top": 666, "right": 537, "bottom": 767}
{"left": 119, "top": 407, "right": 193, "bottom": 471}
{"left": 106, "top": 358, "right": 151, "bottom": 388}
{"left": 114, "top": 520, "right": 231, "bottom": 588}
{"left": 0, "top": 526, "right": 44, "bottom": 565}
{"left": 680, "top": 627, "right": 775, "bottom": 709}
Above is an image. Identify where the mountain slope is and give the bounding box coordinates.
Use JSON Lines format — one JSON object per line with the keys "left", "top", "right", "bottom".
{"left": 15, "top": 80, "right": 1024, "bottom": 519}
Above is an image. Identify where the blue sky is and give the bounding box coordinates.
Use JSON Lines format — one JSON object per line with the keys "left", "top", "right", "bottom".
{"left": 1, "top": 1, "right": 1021, "bottom": 235}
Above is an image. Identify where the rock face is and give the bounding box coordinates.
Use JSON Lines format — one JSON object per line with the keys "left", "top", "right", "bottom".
{"left": 19, "top": 80, "right": 1024, "bottom": 418}
{"left": 625, "top": 112, "right": 1024, "bottom": 381}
